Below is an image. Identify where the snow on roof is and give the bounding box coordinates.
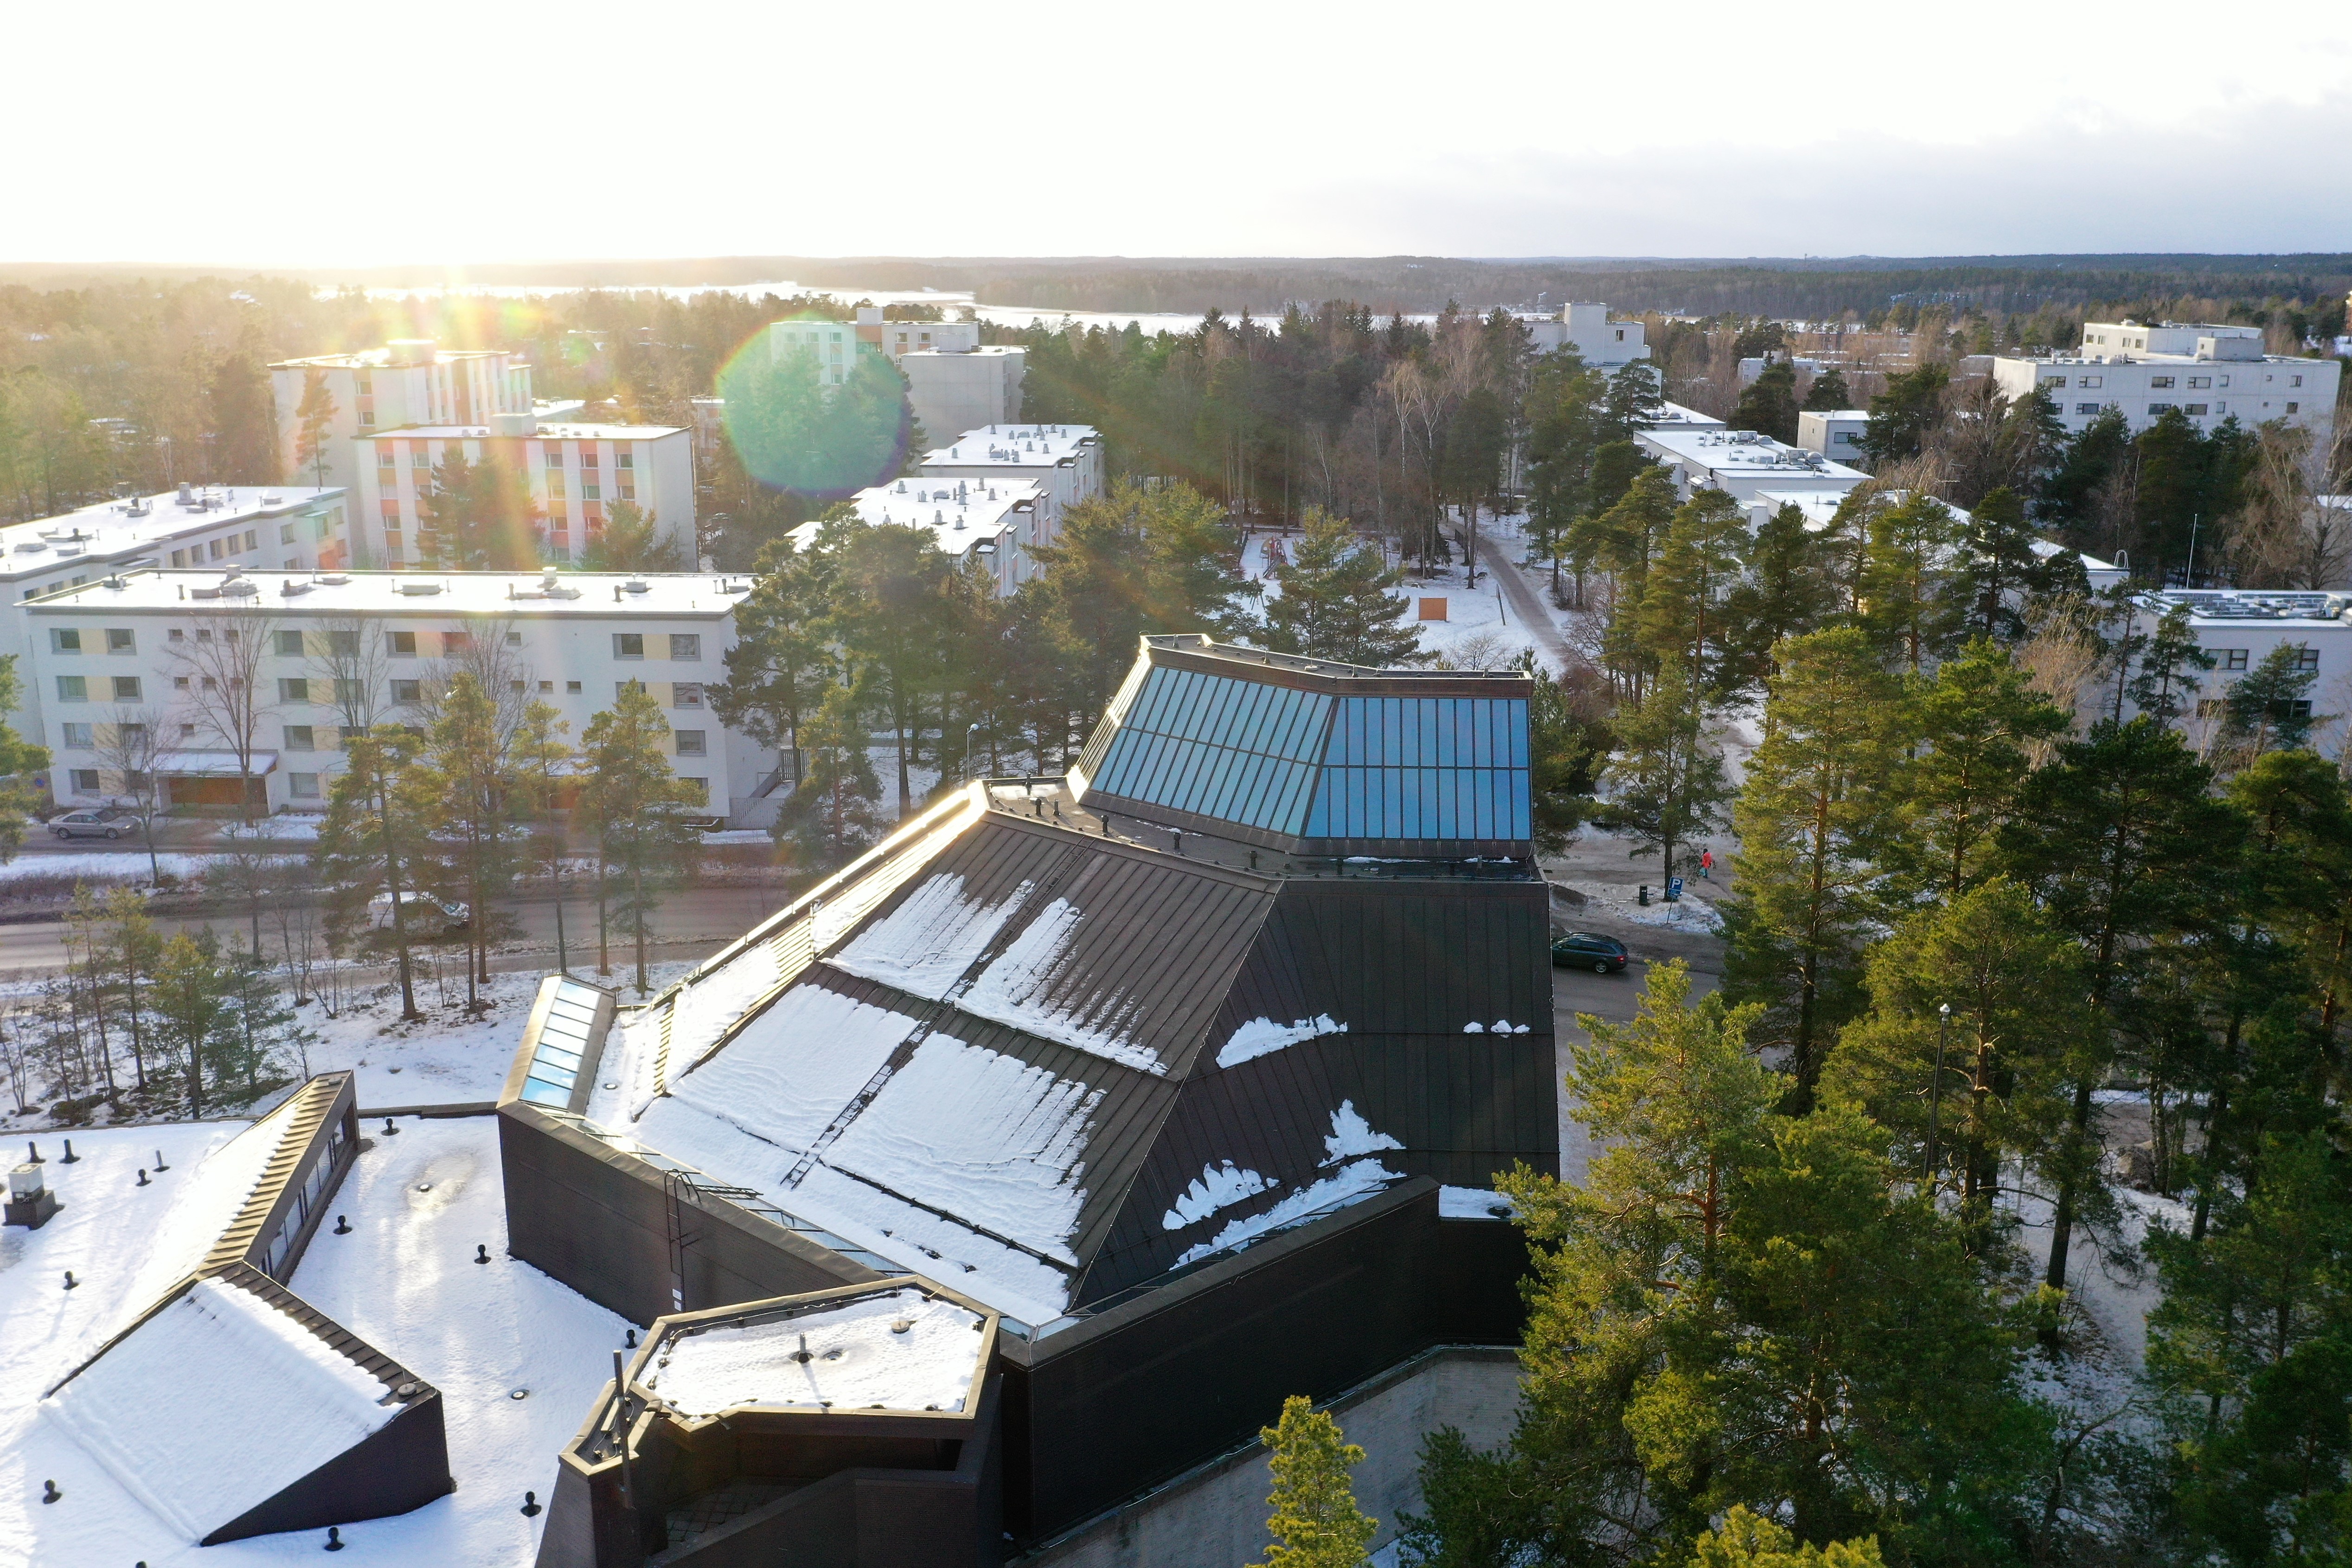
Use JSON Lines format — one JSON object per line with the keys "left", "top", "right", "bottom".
{"left": 834, "top": 476, "right": 1045, "bottom": 561}
{"left": 828, "top": 871, "right": 1038, "bottom": 999}
{"left": 2142, "top": 589, "right": 2352, "bottom": 627}
{"left": 957, "top": 897, "right": 1160, "bottom": 1074}
{"left": 0, "top": 487, "right": 345, "bottom": 582}
{"left": 355, "top": 422, "right": 684, "bottom": 441}
{"left": 45, "top": 1274, "right": 396, "bottom": 1544}
{"left": 924, "top": 423, "right": 1099, "bottom": 468}
{"left": 27, "top": 568, "right": 747, "bottom": 618}
{"left": 1638, "top": 425, "right": 1867, "bottom": 482}
{"left": 641, "top": 1286, "right": 984, "bottom": 1417}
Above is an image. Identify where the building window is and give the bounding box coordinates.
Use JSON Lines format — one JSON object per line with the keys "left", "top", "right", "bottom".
{"left": 173, "top": 676, "right": 190, "bottom": 691}
{"left": 359, "top": 412, "right": 375, "bottom": 428}
{"left": 170, "top": 550, "right": 186, "bottom": 567}
{"left": 539, "top": 680, "right": 554, "bottom": 693}
{"left": 2080, "top": 375, "right": 2102, "bottom": 388}
{"left": 180, "top": 722, "right": 197, "bottom": 736}
{"left": 547, "top": 475, "right": 567, "bottom": 499}
{"left": 674, "top": 729, "right": 707, "bottom": 756}
{"left": 391, "top": 679, "right": 422, "bottom": 704}
{"left": 581, "top": 483, "right": 600, "bottom": 500}
{"left": 70, "top": 768, "right": 101, "bottom": 794}
{"left": 388, "top": 631, "right": 417, "bottom": 656}
{"left": 581, "top": 451, "right": 597, "bottom": 469}
{"left": 668, "top": 634, "right": 700, "bottom": 661}
{"left": 2188, "top": 376, "right": 2211, "bottom": 388}
{"left": 290, "top": 773, "right": 321, "bottom": 798}
{"left": 565, "top": 680, "right": 583, "bottom": 694}
{"left": 2149, "top": 403, "right": 2173, "bottom": 414}
{"left": 2224, "top": 648, "right": 2250, "bottom": 670}
{"left": 62, "top": 723, "right": 93, "bottom": 748}
{"left": 276, "top": 630, "right": 304, "bottom": 656}
{"left": 672, "top": 681, "right": 704, "bottom": 708}
{"left": 2291, "top": 375, "right": 2304, "bottom": 387}
{"left": 2288, "top": 403, "right": 2301, "bottom": 414}
{"left": 2296, "top": 646, "right": 2322, "bottom": 672}
{"left": 110, "top": 676, "right": 141, "bottom": 700}
{"left": 2149, "top": 375, "right": 2175, "bottom": 389}
{"left": 2076, "top": 403, "right": 2100, "bottom": 415}
{"left": 283, "top": 724, "right": 316, "bottom": 751}
{"left": 280, "top": 523, "right": 297, "bottom": 544}
{"left": 208, "top": 539, "right": 226, "bottom": 561}
{"left": 280, "top": 678, "right": 311, "bottom": 703}
{"left": 613, "top": 633, "right": 644, "bottom": 659}
{"left": 442, "top": 630, "right": 472, "bottom": 654}
{"left": 2042, "top": 377, "right": 2066, "bottom": 388}
{"left": 49, "top": 629, "right": 81, "bottom": 653}
{"left": 617, "top": 452, "right": 634, "bottom": 469}
{"left": 244, "top": 531, "right": 257, "bottom": 550}
{"left": 339, "top": 725, "right": 364, "bottom": 742}
{"left": 545, "top": 450, "right": 564, "bottom": 468}
{"left": 506, "top": 631, "right": 523, "bottom": 647}
{"left": 106, "top": 628, "right": 134, "bottom": 653}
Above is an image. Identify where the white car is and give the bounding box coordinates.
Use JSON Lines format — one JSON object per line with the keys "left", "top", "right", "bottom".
{"left": 50, "top": 808, "right": 130, "bottom": 841}
{"left": 365, "top": 890, "right": 471, "bottom": 932}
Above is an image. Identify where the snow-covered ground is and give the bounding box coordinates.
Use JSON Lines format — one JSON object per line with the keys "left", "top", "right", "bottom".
{"left": 0, "top": 851, "right": 225, "bottom": 887}
{"left": 1238, "top": 527, "right": 1545, "bottom": 671}
{"left": 0, "top": 1114, "right": 634, "bottom": 1564}
{"left": 293, "top": 960, "right": 699, "bottom": 1108}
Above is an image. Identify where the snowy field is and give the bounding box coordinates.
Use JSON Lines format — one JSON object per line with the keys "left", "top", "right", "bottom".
{"left": 295, "top": 960, "right": 699, "bottom": 1109}
{"left": 1238, "top": 527, "right": 1547, "bottom": 671}
{"left": 0, "top": 1115, "right": 632, "bottom": 1564}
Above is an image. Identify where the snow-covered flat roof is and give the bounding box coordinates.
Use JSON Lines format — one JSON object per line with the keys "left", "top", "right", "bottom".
{"left": 641, "top": 1285, "right": 986, "bottom": 1417}
{"left": 1635, "top": 400, "right": 1725, "bottom": 429}
{"left": 825, "top": 476, "right": 1045, "bottom": 561}
{"left": 923, "top": 422, "right": 1100, "bottom": 468}
{"left": 0, "top": 487, "right": 346, "bottom": 582}
{"left": 355, "top": 422, "right": 684, "bottom": 441}
{"left": 1640, "top": 425, "right": 1867, "bottom": 481}
{"left": 2142, "top": 589, "right": 2352, "bottom": 628}
{"left": 25, "top": 567, "right": 749, "bottom": 618}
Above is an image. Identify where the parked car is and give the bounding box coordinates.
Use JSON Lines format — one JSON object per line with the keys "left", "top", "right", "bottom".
{"left": 1551, "top": 931, "right": 1629, "bottom": 974}
{"left": 50, "top": 807, "right": 130, "bottom": 842}
{"left": 366, "top": 890, "right": 471, "bottom": 932}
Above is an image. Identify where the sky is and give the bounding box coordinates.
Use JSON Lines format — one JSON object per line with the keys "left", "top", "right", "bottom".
{"left": 10, "top": 0, "right": 2352, "bottom": 269}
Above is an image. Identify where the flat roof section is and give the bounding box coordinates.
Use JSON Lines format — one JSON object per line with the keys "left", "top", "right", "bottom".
{"left": 1639, "top": 425, "right": 1867, "bottom": 481}
{"left": 26, "top": 567, "right": 750, "bottom": 618}
{"left": 0, "top": 486, "right": 345, "bottom": 582}
{"left": 924, "top": 422, "right": 1100, "bottom": 468}
{"left": 357, "top": 422, "right": 684, "bottom": 441}
{"left": 642, "top": 1283, "right": 990, "bottom": 1419}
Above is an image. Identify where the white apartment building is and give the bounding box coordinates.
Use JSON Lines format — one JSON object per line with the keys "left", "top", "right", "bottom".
{"left": 269, "top": 340, "right": 545, "bottom": 491}
{"left": 2129, "top": 590, "right": 2352, "bottom": 733}
{"left": 1992, "top": 320, "right": 2341, "bottom": 451}
{"left": 918, "top": 424, "right": 1102, "bottom": 548}
{"left": 1637, "top": 400, "right": 1727, "bottom": 432}
{"left": 1634, "top": 426, "right": 1869, "bottom": 506}
{"left": 901, "top": 347, "right": 1028, "bottom": 445}
{"left": 1796, "top": 409, "right": 1871, "bottom": 463}
{"left": 821, "top": 476, "right": 1046, "bottom": 595}
{"left": 352, "top": 414, "right": 694, "bottom": 570}
{"left": 766, "top": 306, "right": 983, "bottom": 381}
{"left": 22, "top": 567, "right": 774, "bottom": 822}
{"left": 1524, "top": 303, "right": 1650, "bottom": 366}
{"left": 0, "top": 486, "right": 348, "bottom": 763}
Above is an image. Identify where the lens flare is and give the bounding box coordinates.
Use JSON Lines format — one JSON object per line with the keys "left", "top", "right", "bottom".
{"left": 716, "top": 326, "right": 912, "bottom": 500}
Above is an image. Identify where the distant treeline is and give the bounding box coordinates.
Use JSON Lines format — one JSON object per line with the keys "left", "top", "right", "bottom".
{"left": 7, "top": 254, "right": 2350, "bottom": 324}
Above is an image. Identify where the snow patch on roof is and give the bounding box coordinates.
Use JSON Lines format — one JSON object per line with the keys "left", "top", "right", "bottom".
{"left": 1175, "top": 1158, "right": 1405, "bottom": 1267}
{"left": 666, "top": 942, "right": 787, "bottom": 1075}
{"left": 787, "top": 1164, "right": 1076, "bottom": 1326}
{"left": 1215, "top": 1014, "right": 1345, "bottom": 1069}
{"left": 827, "top": 1035, "right": 1102, "bottom": 1264}
{"left": 642, "top": 986, "right": 923, "bottom": 1183}
{"left": 828, "top": 872, "right": 1035, "bottom": 1000}
{"left": 644, "top": 1287, "right": 984, "bottom": 1417}
{"left": 1162, "top": 1162, "right": 1273, "bottom": 1230}
{"left": 46, "top": 1275, "right": 396, "bottom": 1545}
{"left": 1323, "top": 1100, "right": 1405, "bottom": 1165}
{"left": 109, "top": 1111, "right": 294, "bottom": 1334}
{"left": 1440, "top": 1185, "right": 1518, "bottom": 1220}
{"left": 1461, "top": 1020, "right": 1533, "bottom": 1034}
{"left": 959, "top": 897, "right": 1162, "bottom": 1075}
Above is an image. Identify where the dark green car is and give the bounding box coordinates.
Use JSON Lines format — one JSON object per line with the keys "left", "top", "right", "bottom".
{"left": 1551, "top": 931, "right": 1629, "bottom": 974}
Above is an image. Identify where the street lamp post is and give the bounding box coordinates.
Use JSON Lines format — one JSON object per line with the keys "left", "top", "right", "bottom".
{"left": 1925, "top": 1001, "right": 1952, "bottom": 1190}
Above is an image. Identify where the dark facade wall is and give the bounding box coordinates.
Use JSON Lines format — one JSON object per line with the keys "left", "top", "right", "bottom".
{"left": 1008, "top": 1182, "right": 1525, "bottom": 1542}
{"left": 499, "top": 1107, "right": 876, "bottom": 1326}
{"left": 203, "top": 1394, "right": 452, "bottom": 1544}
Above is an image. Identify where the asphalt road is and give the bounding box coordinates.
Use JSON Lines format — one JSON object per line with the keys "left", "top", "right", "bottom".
{"left": 0, "top": 888, "right": 790, "bottom": 976}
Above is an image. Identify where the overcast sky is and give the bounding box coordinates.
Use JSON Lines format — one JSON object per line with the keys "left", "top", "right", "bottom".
{"left": 12, "top": 0, "right": 2351, "bottom": 268}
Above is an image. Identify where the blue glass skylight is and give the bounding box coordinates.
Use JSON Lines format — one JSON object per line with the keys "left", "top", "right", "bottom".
{"left": 1089, "top": 667, "right": 1333, "bottom": 835}
{"left": 1303, "top": 697, "right": 1531, "bottom": 841}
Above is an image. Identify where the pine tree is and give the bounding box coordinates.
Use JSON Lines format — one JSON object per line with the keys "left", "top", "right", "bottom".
{"left": 1691, "top": 1506, "right": 1885, "bottom": 1568}
{"left": 1573, "top": 465, "right": 1679, "bottom": 694}
{"left": 292, "top": 368, "right": 338, "bottom": 488}
{"left": 1894, "top": 639, "right": 2070, "bottom": 902}
{"left": 1731, "top": 359, "right": 1800, "bottom": 446}
{"left": 1947, "top": 486, "right": 2047, "bottom": 643}
{"left": 2223, "top": 643, "right": 2320, "bottom": 759}
{"left": 512, "top": 698, "right": 577, "bottom": 975}
{"left": 577, "top": 499, "right": 681, "bottom": 571}
{"left": 580, "top": 682, "right": 703, "bottom": 995}
{"left": 775, "top": 676, "right": 887, "bottom": 872}
{"left": 419, "top": 450, "right": 544, "bottom": 570}
{"left": 1801, "top": 369, "right": 1853, "bottom": 413}
{"left": 1722, "top": 502, "right": 1836, "bottom": 696}
{"left": 2126, "top": 602, "right": 2217, "bottom": 723}
{"left": 1247, "top": 1395, "right": 1378, "bottom": 1568}
{"left": 1859, "top": 364, "right": 1949, "bottom": 467}
{"left": 1996, "top": 716, "right": 2246, "bottom": 1296}
{"left": 1638, "top": 488, "right": 1751, "bottom": 692}
{"left": 1262, "top": 506, "right": 1426, "bottom": 668}
{"left": 1601, "top": 361, "right": 1665, "bottom": 440}
{"left": 1721, "top": 628, "right": 1905, "bottom": 1103}
{"left": 0, "top": 655, "right": 51, "bottom": 863}
{"left": 827, "top": 518, "right": 951, "bottom": 817}
{"left": 413, "top": 673, "right": 521, "bottom": 1010}
{"left": 1857, "top": 491, "right": 1963, "bottom": 672}
{"left": 1601, "top": 660, "right": 1730, "bottom": 884}
{"left": 1523, "top": 353, "right": 1607, "bottom": 595}
{"left": 1528, "top": 663, "right": 1602, "bottom": 857}
{"left": 152, "top": 931, "right": 234, "bottom": 1118}
{"left": 713, "top": 528, "right": 841, "bottom": 792}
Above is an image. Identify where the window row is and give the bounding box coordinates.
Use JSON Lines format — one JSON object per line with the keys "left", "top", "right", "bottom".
{"left": 163, "top": 530, "right": 262, "bottom": 569}
{"left": 1303, "top": 765, "right": 1533, "bottom": 842}
{"left": 1324, "top": 697, "right": 1530, "bottom": 770}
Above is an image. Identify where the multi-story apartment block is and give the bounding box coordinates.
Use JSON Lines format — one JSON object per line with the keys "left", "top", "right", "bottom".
{"left": 22, "top": 567, "right": 772, "bottom": 820}
{"left": 767, "top": 307, "right": 1024, "bottom": 449}
{"left": 1523, "top": 302, "right": 1650, "bottom": 366}
{"left": 269, "top": 340, "right": 543, "bottom": 492}
{"left": 765, "top": 306, "right": 983, "bottom": 379}
{"left": 352, "top": 415, "right": 694, "bottom": 570}
{"left": 917, "top": 424, "right": 1102, "bottom": 547}
{"left": 0, "top": 486, "right": 347, "bottom": 763}
{"left": 1993, "top": 320, "right": 2341, "bottom": 452}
